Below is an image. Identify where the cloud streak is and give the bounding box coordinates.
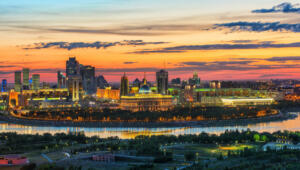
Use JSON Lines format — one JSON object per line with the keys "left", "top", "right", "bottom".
{"left": 252, "top": 2, "right": 300, "bottom": 13}
{"left": 23, "top": 40, "right": 168, "bottom": 50}
{"left": 216, "top": 21, "right": 300, "bottom": 33}
{"left": 266, "top": 56, "right": 300, "bottom": 62}
{"left": 132, "top": 41, "right": 300, "bottom": 54}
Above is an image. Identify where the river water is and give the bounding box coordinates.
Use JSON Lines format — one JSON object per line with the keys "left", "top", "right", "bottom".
{"left": 0, "top": 113, "right": 300, "bottom": 139}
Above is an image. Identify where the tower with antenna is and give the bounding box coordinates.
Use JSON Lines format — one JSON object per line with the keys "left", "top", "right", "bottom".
{"left": 156, "top": 58, "right": 169, "bottom": 95}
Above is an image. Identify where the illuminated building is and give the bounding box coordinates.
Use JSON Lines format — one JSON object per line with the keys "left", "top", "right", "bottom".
{"left": 96, "top": 87, "right": 120, "bottom": 100}
{"left": 67, "top": 76, "right": 82, "bottom": 101}
{"left": 66, "top": 57, "right": 82, "bottom": 101}
{"left": 8, "top": 90, "right": 19, "bottom": 108}
{"left": 120, "top": 80, "right": 173, "bottom": 112}
{"left": 57, "top": 71, "right": 66, "bottom": 88}
{"left": 80, "top": 65, "right": 96, "bottom": 95}
{"left": 141, "top": 72, "right": 147, "bottom": 85}
{"left": 14, "top": 71, "right": 22, "bottom": 92}
{"left": 66, "top": 57, "right": 80, "bottom": 77}
{"left": 156, "top": 69, "right": 168, "bottom": 95}
{"left": 7, "top": 88, "right": 69, "bottom": 108}
{"left": 130, "top": 86, "right": 139, "bottom": 94}
{"left": 221, "top": 97, "right": 274, "bottom": 106}
{"left": 1, "top": 79, "right": 7, "bottom": 92}
{"left": 184, "top": 88, "right": 277, "bottom": 106}
{"left": 120, "top": 73, "right": 129, "bottom": 96}
{"left": 22, "top": 68, "right": 29, "bottom": 90}
{"left": 32, "top": 74, "right": 40, "bottom": 90}
{"left": 210, "top": 80, "right": 221, "bottom": 89}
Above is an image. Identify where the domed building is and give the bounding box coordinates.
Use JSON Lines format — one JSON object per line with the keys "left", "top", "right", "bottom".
{"left": 120, "top": 75, "right": 173, "bottom": 112}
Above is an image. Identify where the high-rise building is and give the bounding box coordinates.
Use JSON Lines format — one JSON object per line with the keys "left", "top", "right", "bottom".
{"left": 96, "top": 75, "right": 109, "bottom": 89}
{"left": 120, "top": 73, "right": 129, "bottom": 96}
{"left": 80, "top": 65, "right": 96, "bottom": 95}
{"left": 22, "top": 68, "right": 29, "bottom": 90}
{"left": 67, "top": 76, "right": 82, "bottom": 101}
{"left": 1, "top": 79, "right": 7, "bottom": 92}
{"left": 32, "top": 74, "right": 40, "bottom": 90}
{"left": 66, "top": 57, "right": 82, "bottom": 101}
{"left": 14, "top": 71, "right": 22, "bottom": 92}
{"left": 171, "top": 78, "right": 181, "bottom": 85}
{"left": 188, "top": 72, "right": 201, "bottom": 87}
{"left": 66, "top": 57, "right": 80, "bottom": 77}
{"left": 57, "top": 71, "right": 66, "bottom": 88}
{"left": 156, "top": 69, "right": 168, "bottom": 95}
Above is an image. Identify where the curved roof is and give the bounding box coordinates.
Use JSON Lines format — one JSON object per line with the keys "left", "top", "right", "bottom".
{"left": 139, "top": 85, "right": 152, "bottom": 94}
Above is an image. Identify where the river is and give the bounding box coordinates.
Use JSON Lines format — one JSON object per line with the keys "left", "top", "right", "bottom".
{"left": 0, "top": 113, "right": 300, "bottom": 139}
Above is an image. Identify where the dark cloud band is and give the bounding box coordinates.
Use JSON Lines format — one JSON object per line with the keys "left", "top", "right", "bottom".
{"left": 252, "top": 2, "right": 300, "bottom": 13}
{"left": 23, "top": 40, "right": 168, "bottom": 50}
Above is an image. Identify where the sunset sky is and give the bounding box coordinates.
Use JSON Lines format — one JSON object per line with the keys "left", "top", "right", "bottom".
{"left": 2, "top": 0, "right": 300, "bottom": 83}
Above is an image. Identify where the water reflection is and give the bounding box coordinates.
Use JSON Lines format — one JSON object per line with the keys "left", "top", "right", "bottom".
{"left": 1, "top": 113, "right": 300, "bottom": 139}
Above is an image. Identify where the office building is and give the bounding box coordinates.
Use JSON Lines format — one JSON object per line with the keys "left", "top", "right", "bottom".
{"left": 32, "top": 74, "right": 40, "bottom": 90}
{"left": 22, "top": 68, "right": 29, "bottom": 90}
{"left": 80, "top": 65, "right": 96, "bottom": 95}
{"left": 14, "top": 71, "right": 22, "bottom": 92}
{"left": 171, "top": 78, "right": 181, "bottom": 85}
{"left": 66, "top": 57, "right": 80, "bottom": 77}
{"left": 120, "top": 73, "right": 129, "bottom": 96}
{"left": 156, "top": 69, "right": 168, "bottom": 95}
{"left": 188, "top": 72, "right": 201, "bottom": 87}
{"left": 67, "top": 76, "right": 82, "bottom": 101}
{"left": 66, "top": 57, "right": 82, "bottom": 101}
{"left": 1, "top": 79, "right": 7, "bottom": 92}
{"left": 57, "top": 71, "right": 66, "bottom": 88}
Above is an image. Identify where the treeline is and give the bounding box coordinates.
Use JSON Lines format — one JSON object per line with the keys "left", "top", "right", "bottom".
{"left": 186, "top": 148, "right": 300, "bottom": 170}
{"left": 1, "top": 130, "right": 300, "bottom": 155}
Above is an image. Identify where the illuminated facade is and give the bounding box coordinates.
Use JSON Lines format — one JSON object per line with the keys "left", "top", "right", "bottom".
{"left": 7, "top": 88, "right": 69, "bottom": 108}
{"left": 120, "top": 83, "right": 173, "bottom": 112}
{"left": 221, "top": 97, "right": 274, "bottom": 106}
{"left": 96, "top": 87, "right": 120, "bottom": 100}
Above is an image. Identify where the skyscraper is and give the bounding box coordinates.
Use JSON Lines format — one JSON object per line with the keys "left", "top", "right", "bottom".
{"left": 66, "top": 57, "right": 82, "bottom": 101}
{"left": 57, "top": 71, "right": 66, "bottom": 88}
{"left": 32, "top": 74, "right": 40, "bottom": 90}
{"left": 22, "top": 68, "right": 29, "bottom": 90}
{"left": 1, "top": 79, "right": 7, "bottom": 92}
{"left": 120, "top": 73, "right": 129, "bottom": 96}
{"left": 14, "top": 71, "right": 22, "bottom": 92}
{"left": 80, "top": 65, "right": 96, "bottom": 94}
{"left": 66, "top": 57, "right": 80, "bottom": 77}
{"left": 188, "top": 72, "right": 200, "bottom": 87}
{"left": 156, "top": 69, "right": 168, "bottom": 95}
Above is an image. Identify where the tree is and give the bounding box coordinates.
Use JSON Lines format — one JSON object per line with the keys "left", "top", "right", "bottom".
{"left": 185, "top": 152, "right": 195, "bottom": 161}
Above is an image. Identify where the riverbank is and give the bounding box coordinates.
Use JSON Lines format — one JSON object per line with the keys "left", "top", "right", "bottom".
{"left": 0, "top": 111, "right": 297, "bottom": 128}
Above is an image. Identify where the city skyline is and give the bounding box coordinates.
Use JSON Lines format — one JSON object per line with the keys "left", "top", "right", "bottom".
{"left": 2, "top": 0, "right": 300, "bottom": 83}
